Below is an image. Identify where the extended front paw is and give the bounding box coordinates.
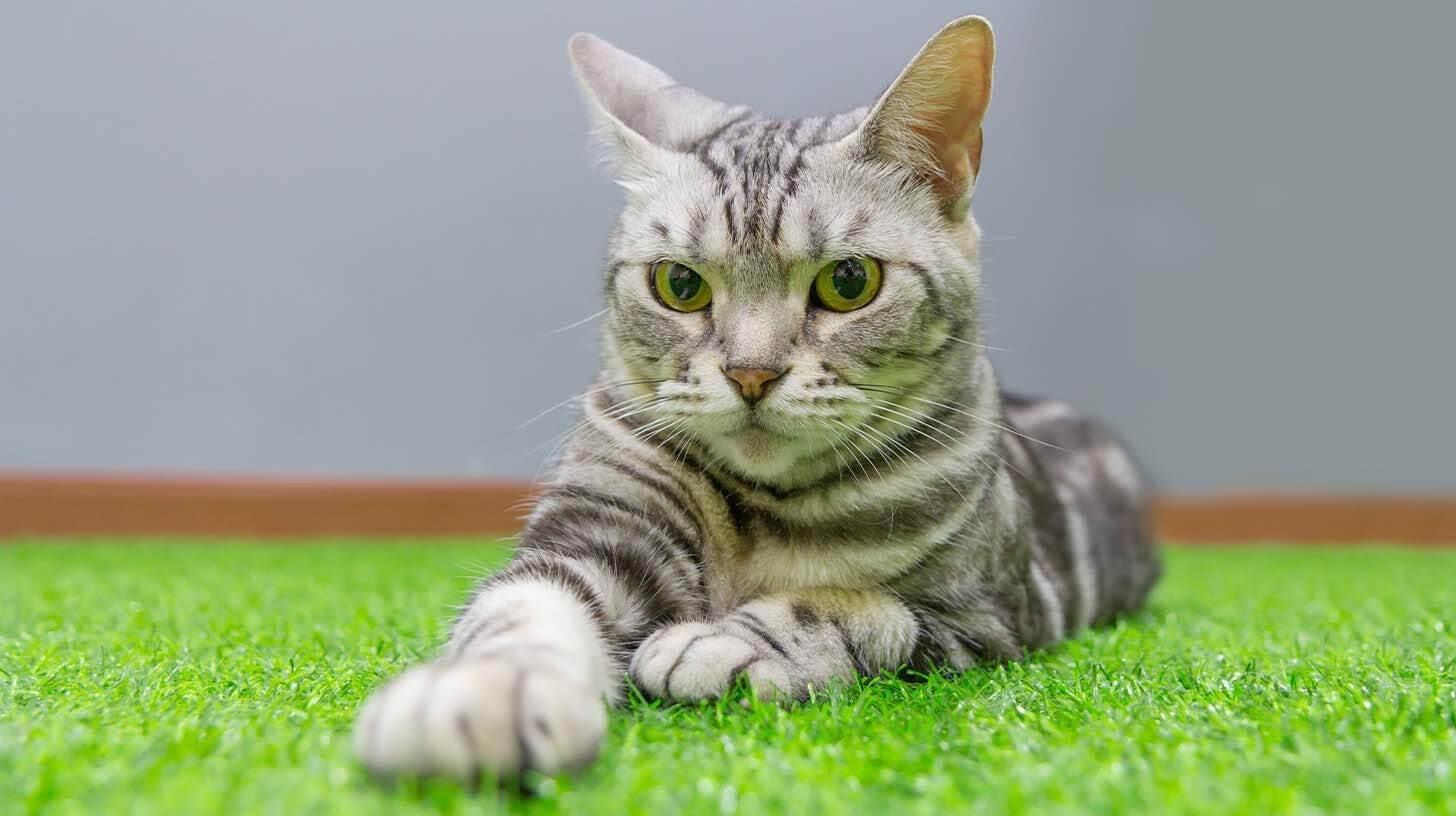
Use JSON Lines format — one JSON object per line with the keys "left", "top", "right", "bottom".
{"left": 354, "top": 655, "right": 605, "bottom": 784}
{"left": 629, "top": 621, "right": 803, "bottom": 702}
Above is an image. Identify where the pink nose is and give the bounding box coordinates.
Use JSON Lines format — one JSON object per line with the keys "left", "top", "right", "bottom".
{"left": 722, "top": 366, "right": 786, "bottom": 404}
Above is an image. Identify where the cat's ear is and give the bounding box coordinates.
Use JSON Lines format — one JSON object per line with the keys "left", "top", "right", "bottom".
{"left": 857, "top": 16, "right": 994, "bottom": 218}
{"left": 568, "top": 33, "right": 747, "bottom": 177}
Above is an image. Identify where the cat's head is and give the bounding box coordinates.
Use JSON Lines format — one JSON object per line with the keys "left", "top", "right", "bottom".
{"left": 570, "top": 17, "right": 995, "bottom": 487}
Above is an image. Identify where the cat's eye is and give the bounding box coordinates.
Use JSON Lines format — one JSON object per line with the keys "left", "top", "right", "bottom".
{"left": 813, "top": 257, "right": 882, "bottom": 312}
{"left": 651, "top": 261, "right": 712, "bottom": 312}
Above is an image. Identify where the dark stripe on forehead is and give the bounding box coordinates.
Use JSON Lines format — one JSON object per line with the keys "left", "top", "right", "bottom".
{"left": 766, "top": 118, "right": 834, "bottom": 247}
{"left": 692, "top": 112, "right": 753, "bottom": 194}
{"left": 741, "top": 122, "right": 787, "bottom": 241}
{"left": 693, "top": 115, "right": 847, "bottom": 253}
{"left": 768, "top": 147, "right": 808, "bottom": 246}
{"left": 780, "top": 148, "right": 807, "bottom": 199}
{"left": 723, "top": 196, "right": 739, "bottom": 245}
{"left": 806, "top": 207, "right": 827, "bottom": 259}
{"left": 844, "top": 210, "right": 872, "bottom": 244}
{"left": 687, "top": 205, "right": 709, "bottom": 256}
{"left": 698, "top": 149, "right": 728, "bottom": 193}
{"left": 768, "top": 192, "right": 789, "bottom": 245}
{"left": 694, "top": 111, "right": 754, "bottom": 149}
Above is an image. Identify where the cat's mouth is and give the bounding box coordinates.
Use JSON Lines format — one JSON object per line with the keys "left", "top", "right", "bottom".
{"left": 686, "top": 403, "right": 874, "bottom": 484}
{"left": 730, "top": 407, "right": 801, "bottom": 439}
{"left": 680, "top": 398, "right": 862, "bottom": 481}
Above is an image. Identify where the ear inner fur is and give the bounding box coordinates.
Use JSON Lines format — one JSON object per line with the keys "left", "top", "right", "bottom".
{"left": 858, "top": 16, "right": 995, "bottom": 212}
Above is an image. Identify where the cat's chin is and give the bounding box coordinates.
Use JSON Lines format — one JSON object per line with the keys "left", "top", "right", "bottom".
{"left": 733, "top": 425, "right": 782, "bottom": 460}
{"left": 703, "top": 424, "right": 811, "bottom": 484}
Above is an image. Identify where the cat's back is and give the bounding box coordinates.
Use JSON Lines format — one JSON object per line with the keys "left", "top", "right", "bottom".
{"left": 1000, "top": 391, "right": 1161, "bottom": 631}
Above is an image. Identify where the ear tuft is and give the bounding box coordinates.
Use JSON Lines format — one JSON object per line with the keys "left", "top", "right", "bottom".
{"left": 859, "top": 16, "right": 995, "bottom": 215}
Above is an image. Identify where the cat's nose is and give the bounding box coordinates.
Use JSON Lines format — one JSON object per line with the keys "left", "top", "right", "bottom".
{"left": 722, "top": 366, "right": 787, "bottom": 405}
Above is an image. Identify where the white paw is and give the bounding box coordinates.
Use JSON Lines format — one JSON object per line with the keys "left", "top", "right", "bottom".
{"left": 354, "top": 653, "right": 606, "bottom": 783}
{"left": 629, "top": 621, "right": 799, "bottom": 701}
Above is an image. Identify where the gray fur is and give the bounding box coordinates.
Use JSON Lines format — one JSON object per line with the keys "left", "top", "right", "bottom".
{"left": 355, "top": 16, "right": 1161, "bottom": 782}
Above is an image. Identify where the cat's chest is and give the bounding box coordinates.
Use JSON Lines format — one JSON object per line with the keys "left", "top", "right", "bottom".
{"left": 695, "top": 503, "right": 931, "bottom": 612}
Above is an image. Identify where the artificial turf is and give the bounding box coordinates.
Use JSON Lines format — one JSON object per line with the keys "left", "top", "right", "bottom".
{"left": 1, "top": 542, "right": 1452, "bottom": 815}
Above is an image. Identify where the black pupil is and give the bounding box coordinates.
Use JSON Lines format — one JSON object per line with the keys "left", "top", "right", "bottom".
{"left": 667, "top": 264, "right": 701, "bottom": 302}
{"left": 831, "top": 259, "right": 867, "bottom": 300}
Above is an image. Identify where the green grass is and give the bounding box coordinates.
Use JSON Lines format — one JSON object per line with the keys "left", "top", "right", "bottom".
{"left": 2, "top": 542, "right": 1453, "bottom": 815}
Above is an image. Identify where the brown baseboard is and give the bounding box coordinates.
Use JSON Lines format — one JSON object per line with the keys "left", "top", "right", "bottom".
{"left": 1152, "top": 494, "right": 1456, "bottom": 546}
{"left": 0, "top": 471, "right": 536, "bottom": 539}
{"left": 2, "top": 471, "right": 1453, "bottom": 545}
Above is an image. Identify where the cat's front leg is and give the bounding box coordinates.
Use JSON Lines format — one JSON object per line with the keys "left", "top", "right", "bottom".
{"left": 630, "top": 588, "right": 919, "bottom": 702}
{"left": 355, "top": 469, "right": 707, "bottom": 782}
{"left": 354, "top": 576, "right": 614, "bottom": 783}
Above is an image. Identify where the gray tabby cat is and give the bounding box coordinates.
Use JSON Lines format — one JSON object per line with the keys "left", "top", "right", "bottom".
{"left": 355, "top": 16, "right": 1160, "bottom": 783}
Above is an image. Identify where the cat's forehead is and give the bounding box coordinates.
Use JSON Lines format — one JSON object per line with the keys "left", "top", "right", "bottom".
{"left": 620, "top": 113, "right": 936, "bottom": 264}
{"left": 686, "top": 113, "right": 863, "bottom": 196}
{"left": 698, "top": 113, "right": 863, "bottom": 160}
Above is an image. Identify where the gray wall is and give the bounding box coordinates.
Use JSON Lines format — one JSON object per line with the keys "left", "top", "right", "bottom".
{"left": 2, "top": 1, "right": 1452, "bottom": 492}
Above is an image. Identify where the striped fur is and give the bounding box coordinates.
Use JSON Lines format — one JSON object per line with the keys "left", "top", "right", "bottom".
{"left": 356, "top": 16, "right": 1160, "bottom": 783}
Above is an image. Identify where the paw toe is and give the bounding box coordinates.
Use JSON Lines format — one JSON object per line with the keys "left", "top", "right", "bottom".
{"left": 354, "top": 657, "right": 604, "bottom": 783}
{"left": 631, "top": 623, "right": 763, "bottom": 702}
{"left": 744, "top": 657, "right": 803, "bottom": 700}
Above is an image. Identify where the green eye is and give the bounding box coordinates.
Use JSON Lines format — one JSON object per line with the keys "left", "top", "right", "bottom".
{"left": 813, "top": 257, "right": 882, "bottom": 312}
{"left": 652, "top": 261, "right": 712, "bottom": 312}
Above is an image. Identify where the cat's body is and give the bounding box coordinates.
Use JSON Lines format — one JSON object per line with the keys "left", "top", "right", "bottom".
{"left": 355, "top": 17, "right": 1160, "bottom": 783}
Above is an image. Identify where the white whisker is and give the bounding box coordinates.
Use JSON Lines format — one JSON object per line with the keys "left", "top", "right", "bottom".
{"left": 518, "top": 379, "right": 666, "bottom": 429}
{"left": 943, "top": 335, "right": 1010, "bottom": 352}
{"left": 549, "top": 308, "right": 609, "bottom": 334}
